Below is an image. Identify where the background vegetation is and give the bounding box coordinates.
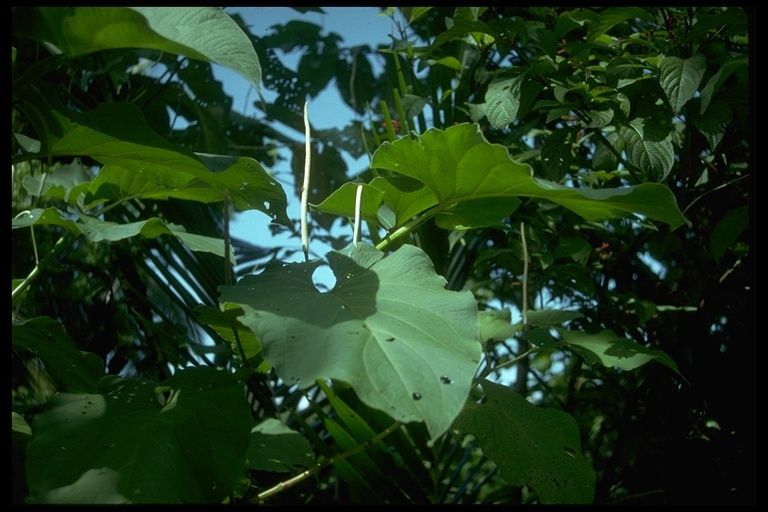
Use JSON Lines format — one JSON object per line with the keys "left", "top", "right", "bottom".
{"left": 12, "top": 6, "right": 754, "bottom": 505}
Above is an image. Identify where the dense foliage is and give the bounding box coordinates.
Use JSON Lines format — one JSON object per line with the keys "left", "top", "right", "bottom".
{"left": 12, "top": 6, "right": 753, "bottom": 505}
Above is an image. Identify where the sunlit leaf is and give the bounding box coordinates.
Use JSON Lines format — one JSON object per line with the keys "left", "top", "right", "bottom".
{"left": 219, "top": 243, "right": 482, "bottom": 439}
{"left": 42, "top": 103, "right": 290, "bottom": 224}
{"left": 372, "top": 123, "right": 687, "bottom": 229}
{"left": 485, "top": 71, "right": 523, "bottom": 129}
{"left": 12, "top": 7, "right": 262, "bottom": 92}
{"left": 478, "top": 308, "right": 519, "bottom": 345}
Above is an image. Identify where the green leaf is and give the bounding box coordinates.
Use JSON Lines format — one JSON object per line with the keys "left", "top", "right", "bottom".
{"left": 219, "top": 243, "right": 482, "bottom": 440}
{"left": 452, "top": 379, "right": 596, "bottom": 504}
{"left": 478, "top": 308, "right": 519, "bottom": 344}
{"left": 315, "top": 176, "right": 439, "bottom": 231}
{"left": 690, "top": 99, "right": 732, "bottom": 151}
{"left": 618, "top": 118, "right": 675, "bottom": 183}
{"left": 555, "top": 327, "right": 684, "bottom": 378}
{"left": 429, "top": 19, "right": 498, "bottom": 52}
{"left": 371, "top": 123, "right": 687, "bottom": 229}
{"left": 12, "top": 208, "right": 235, "bottom": 263}
{"left": 524, "top": 327, "right": 557, "bottom": 348}
{"left": 485, "top": 71, "right": 524, "bottom": 129}
{"left": 25, "top": 367, "right": 252, "bottom": 504}
{"left": 12, "top": 316, "right": 104, "bottom": 394}
{"left": 407, "top": 7, "right": 433, "bottom": 24}
{"left": 526, "top": 309, "right": 582, "bottom": 327}
{"left": 587, "top": 7, "right": 654, "bottom": 43}
{"left": 12, "top": 7, "right": 262, "bottom": 92}
{"left": 23, "top": 159, "right": 93, "bottom": 207}
{"left": 44, "top": 103, "right": 289, "bottom": 224}
{"left": 699, "top": 55, "right": 748, "bottom": 114}
{"left": 659, "top": 54, "right": 706, "bottom": 115}
{"left": 312, "top": 181, "right": 387, "bottom": 226}
{"left": 88, "top": 165, "right": 223, "bottom": 206}
{"left": 434, "top": 197, "right": 523, "bottom": 230}
{"left": 192, "top": 305, "right": 264, "bottom": 364}
{"left": 541, "top": 128, "right": 574, "bottom": 181}
{"left": 248, "top": 418, "right": 315, "bottom": 473}
{"left": 709, "top": 205, "right": 748, "bottom": 262}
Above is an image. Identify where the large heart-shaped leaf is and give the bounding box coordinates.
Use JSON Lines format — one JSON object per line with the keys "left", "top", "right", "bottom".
{"left": 25, "top": 367, "right": 252, "bottom": 504}
{"left": 370, "top": 123, "right": 687, "bottom": 230}
{"left": 452, "top": 379, "right": 596, "bottom": 504}
{"left": 319, "top": 124, "right": 687, "bottom": 231}
{"left": 219, "top": 243, "right": 482, "bottom": 439}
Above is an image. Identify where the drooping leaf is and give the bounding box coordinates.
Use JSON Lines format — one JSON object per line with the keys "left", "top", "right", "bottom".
{"left": 219, "top": 243, "right": 482, "bottom": 439}
{"left": 25, "top": 367, "right": 252, "bottom": 504}
{"left": 44, "top": 103, "right": 289, "bottom": 224}
{"left": 555, "top": 327, "right": 684, "bottom": 378}
{"left": 12, "top": 208, "right": 235, "bottom": 263}
{"left": 12, "top": 7, "right": 263, "bottom": 92}
{"left": 452, "top": 379, "right": 596, "bottom": 504}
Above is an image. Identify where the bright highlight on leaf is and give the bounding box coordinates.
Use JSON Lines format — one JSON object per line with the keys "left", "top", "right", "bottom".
{"left": 220, "top": 243, "right": 482, "bottom": 439}
{"left": 317, "top": 124, "right": 688, "bottom": 232}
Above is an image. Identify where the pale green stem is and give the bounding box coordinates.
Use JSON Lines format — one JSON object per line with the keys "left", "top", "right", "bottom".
{"left": 254, "top": 421, "right": 403, "bottom": 503}
{"left": 301, "top": 101, "right": 311, "bottom": 262}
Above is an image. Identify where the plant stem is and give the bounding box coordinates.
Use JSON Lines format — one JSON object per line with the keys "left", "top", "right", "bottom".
{"left": 12, "top": 235, "right": 70, "bottom": 302}
{"left": 301, "top": 101, "right": 311, "bottom": 262}
{"left": 254, "top": 421, "right": 403, "bottom": 503}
